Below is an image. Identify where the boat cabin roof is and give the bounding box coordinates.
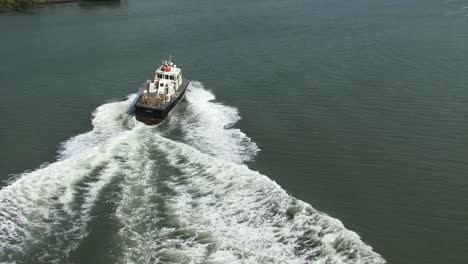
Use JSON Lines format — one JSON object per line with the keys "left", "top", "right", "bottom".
{"left": 155, "top": 63, "right": 181, "bottom": 76}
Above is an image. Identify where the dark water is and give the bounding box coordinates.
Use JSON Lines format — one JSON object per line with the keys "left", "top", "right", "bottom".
{"left": 1, "top": 0, "right": 467, "bottom": 263}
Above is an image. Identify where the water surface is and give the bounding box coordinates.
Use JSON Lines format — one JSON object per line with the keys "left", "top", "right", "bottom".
{"left": 1, "top": 0, "right": 467, "bottom": 263}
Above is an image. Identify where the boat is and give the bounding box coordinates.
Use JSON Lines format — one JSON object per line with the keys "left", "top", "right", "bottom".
{"left": 128, "top": 58, "right": 190, "bottom": 125}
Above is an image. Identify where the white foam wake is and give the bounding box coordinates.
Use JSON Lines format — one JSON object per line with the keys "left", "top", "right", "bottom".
{"left": 115, "top": 83, "right": 386, "bottom": 263}
{"left": 0, "top": 97, "right": 136, "bottom": 263}
{"left": 58, "top": 96, "right": 135, "bottom": 159}
{"left": 115, "top": 131, "right": 385, "bottom": 264}
{"left": 0, "top": 82, "right": 385, "bottom": 264}
{"left": 167, "top": 81, "right": 259, "bottom": 164}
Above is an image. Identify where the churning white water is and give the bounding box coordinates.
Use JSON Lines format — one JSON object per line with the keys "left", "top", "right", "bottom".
{"left": 0, "top": 83, "right": 386, "bottom": 264}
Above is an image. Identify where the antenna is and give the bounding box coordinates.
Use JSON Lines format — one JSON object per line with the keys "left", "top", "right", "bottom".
{"left": 168, "top": 54, "right": 172, "bottom": 62}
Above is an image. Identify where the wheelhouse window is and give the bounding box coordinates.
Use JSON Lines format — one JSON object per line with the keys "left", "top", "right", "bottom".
{"left": 157, "top": 74, "right": 162, "bottom": 79}
{"left": 170, "top": 76, "right": 174, "bottom": 80}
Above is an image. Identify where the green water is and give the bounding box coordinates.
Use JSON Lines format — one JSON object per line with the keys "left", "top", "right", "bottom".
{"left": 1, "top": 0, "right": 467, "bottom": 263}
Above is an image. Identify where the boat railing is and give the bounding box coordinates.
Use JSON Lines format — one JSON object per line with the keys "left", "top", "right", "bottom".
{"left": 141, "top": 93, "right": 170, "bottom": 107}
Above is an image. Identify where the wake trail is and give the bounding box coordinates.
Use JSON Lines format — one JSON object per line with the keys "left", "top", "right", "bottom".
{"left": 114, "top": 83, "right": 386, "bottom": 264}
{"left": 0, "top": 82, "right": 386, "bottom": 264}
{"left": 166, "top": 81, "right": 259, "bottom": 164}
{"left": 0, "top": 98, "right": 136, "bottom": 263}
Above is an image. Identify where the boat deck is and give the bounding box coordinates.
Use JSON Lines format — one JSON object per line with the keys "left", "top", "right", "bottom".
{"left": 135, "top": 79, "right": 189, "bottom": 110}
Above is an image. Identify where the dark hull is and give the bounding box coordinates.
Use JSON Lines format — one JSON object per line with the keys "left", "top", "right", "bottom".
{"left": 134, "top": 80, "right": 189, "bottom": 125}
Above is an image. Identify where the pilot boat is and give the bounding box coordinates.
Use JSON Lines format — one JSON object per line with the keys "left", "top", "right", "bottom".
{"left": 129, "top": 59, "right": 190, "bottom": 125}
